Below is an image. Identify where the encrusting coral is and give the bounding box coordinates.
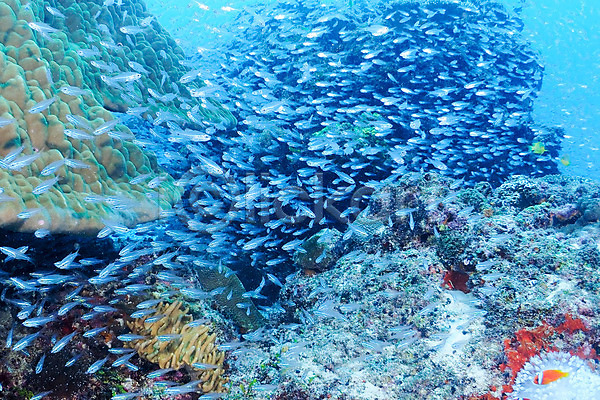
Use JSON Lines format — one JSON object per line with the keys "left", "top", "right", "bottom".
{"left": 0, "top": 0, "right": 184, "bottom": 234}
{"left": 31, "top": 0, "right": 236, "bottom": 128}
{"left": 126, "top": 301, "right": 228, "bottom": 393}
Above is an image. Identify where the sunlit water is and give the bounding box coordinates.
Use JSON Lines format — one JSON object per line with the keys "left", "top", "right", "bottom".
{"left": 146, "top": 0, "right": 600, "bottom": 183}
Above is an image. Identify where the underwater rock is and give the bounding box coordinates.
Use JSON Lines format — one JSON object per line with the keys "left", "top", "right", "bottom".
{"left": 294, "top": 228, "right": 342, "bottom": 273}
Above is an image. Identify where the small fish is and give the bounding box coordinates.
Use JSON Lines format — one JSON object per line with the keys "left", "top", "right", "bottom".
{"left": 128, "top": 61, "right": 149, "bottom": 73}
{"left": 1, "top": 246, "right": 32, "bottom": 263}
{"left": 93, "top": 305, "right": 118, "bottom": 313}
{"left": 16, "top": 208, "right": 42, "bottom": 219}
{"left": 23, "top": 315, "right": 56, "bottom": 328}
{"left": 55, "top": 250, "right": 79, "bottom": 269}
{"left": 0, "top": 117, "right": 16, "bottom": 127}
{"left": 112, "top": 72, "right": 142, "bottom": 82}
{"left": 64, "top": 129, "right": 95, "bottom": 140}
{"left": 60, "top": 85, "right": 90, "bottom": 96}
{"left": 111, "top": 392, "right": 143, "bottom": 400}
{"left": 130, "top": 309, "right": 156, "bottom": 319}
{"left": 196, "top": 154, "right": 224, "bottom": 176}
{"left": 93, "top": 119, "right": 120, "bottom": 136}
{"left": 191, "top": 362, "right": 218, "bottom": 370}
{"left": 34, "top": 229, "right": 50, "bottom": 239}
{"left": 28, "top": 21, "right": 58, "bottom": 35}
{"left": 112, "top": 352, "right": 135, "bottom": 367}
{"left": 117, "top": 334, "right": 146, "bottom": 342}
{"left": 83, "top": 326, "right": 107, "bottom": 338}
{"left": 5, "top": 323, "right": 14, "bottom": 348}
{"left": 65, "top": 114, "right": 93, "bottom": 131}
{"left": 41, "top": 159, "right": 66, "bottom": 176}
{"left": 58, "top": 301, "right": 80, "bottom": 316}
{"left": 120, "top": 25, "right": 144, "bottom": 35}
{"left": 51, "top": 331, "right": 77, "bottom": 353}
{"left": 38, "top": 274, "right": 72, "bottom": 285}
{"left": 533, "top": 369, "right": 569, "bottom": 385}
{"left": 530, "top": 141, "right": 546, "bottom": 155}
{"left": 147, "top": 367, "right": 174, "bottom": 379}
{"left": 31, "top": 391, "right": 53, "bottom": 400}
{"left": 108, "top": 348, "right": 135, "bottom": 355}
{"left": 144, "top": 314, "right": 166, "bottom": 324}
{"left": 9, "top": 153, "right": 41, "bottom": 170}
{"left": 86, "top": 356, "right": 109, "bottom": 374}
{"left": 12, "top": 330, "right": 41, "bottom": 351}
{"left": 136, "top": 299, "right": 162, "bottom": 309}
{"left": 266, "top": 273, "right": 284, "bottom": 288}
{"left": 45, "top": 5, "right": 65, "bottom": 18}
{"left": 32, "top": 177, "right": 59, "bottom": 195}
{"left": 157, "top": 334, "right": 181, "bottom": 342}
{"left": 28, "top": 96, "right": 57, "bottom": 114}
{"left": 35, "top": 353, "right": 46, "bottom": 374}
{"left": 66, "top": 352, "right": 83, "bottom": 367}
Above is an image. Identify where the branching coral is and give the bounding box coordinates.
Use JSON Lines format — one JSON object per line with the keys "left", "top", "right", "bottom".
{"left": 125, "top": 301, "right": 228, "bottom": 393}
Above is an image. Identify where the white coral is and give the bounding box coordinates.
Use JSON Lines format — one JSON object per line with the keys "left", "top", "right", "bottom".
{"left": 509, "top": 351, "right": 600, "bottom": 400}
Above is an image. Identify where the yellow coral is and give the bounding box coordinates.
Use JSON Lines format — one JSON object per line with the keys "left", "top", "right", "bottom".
{"left": 126, "top": 301, "right": 228, "bottom": 394}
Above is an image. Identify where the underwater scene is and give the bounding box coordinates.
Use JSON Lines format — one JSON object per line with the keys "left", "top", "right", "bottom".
{"left": 0, "top": 0, "right": 598, "bottom": 399}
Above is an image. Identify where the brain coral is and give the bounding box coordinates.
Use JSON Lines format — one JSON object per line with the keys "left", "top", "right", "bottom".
{"left": 0, "top": 0, "right": 181, "bottom": 234}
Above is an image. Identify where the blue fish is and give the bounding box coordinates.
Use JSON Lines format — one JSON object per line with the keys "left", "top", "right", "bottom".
{"left": 86, "top": 356, "right": 109, "bottom": 374}
{"left": 35, "top": 353, "right": 46, "bottom": 374}
{"left": 117, "top": 334, "right": 147, "bottom": 342}
{"left": 58, "top": 302, "right": 80, "bottom": 316}
{"left": 51, "top": 331, "right": 77, "bottom": 353}
{"left": 12, "top": 331, "right": 41, "bottom": 352}
{"left": 31, "top": 391, "right": 53, "bottom": 400}
{"left": 23, "top": 315, "right": 56, "bottom": 328}
{"left": 112, "top": 352, "right": 135, "bottom": 367}
{"left": 66, "top": 352, "right": 83, "bottom": 367}
{"left": 147, "top": 367, "right": 174, "bottom": 379}
{"left": 111, "top": 392, "right": 143, "bottom": 400}
{"left": 83, "top": 326, "right": 107, "bottom": 338}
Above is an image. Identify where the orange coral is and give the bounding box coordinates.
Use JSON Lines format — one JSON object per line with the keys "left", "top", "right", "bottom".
{"left": 472, "top": 315, "right": 595, "bottom": 400}
{"left": 501, "top": 314, "right": 589, "bottom": 382}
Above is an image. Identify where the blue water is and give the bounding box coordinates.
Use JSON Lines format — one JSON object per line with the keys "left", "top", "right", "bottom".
{"left": 146, "top": 0, "right": 600, "bottom": 183}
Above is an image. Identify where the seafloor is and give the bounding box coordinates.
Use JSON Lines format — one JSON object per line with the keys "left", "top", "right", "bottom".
{"left": 218, "top": 173, "right": 600, "bottom": 400}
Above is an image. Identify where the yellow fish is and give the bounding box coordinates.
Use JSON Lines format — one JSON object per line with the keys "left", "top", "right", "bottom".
{"left": 530, "top": 142, "right": 546, "bottom": 155}
{"left": 560, "top": 154, "right": 571, "bottom": 166}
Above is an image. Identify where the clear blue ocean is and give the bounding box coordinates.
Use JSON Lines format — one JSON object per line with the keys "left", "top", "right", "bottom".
{"left": 1, "top": 1, "right": 600, "bottom": 399}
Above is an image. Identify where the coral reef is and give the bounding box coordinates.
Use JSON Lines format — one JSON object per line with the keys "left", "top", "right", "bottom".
{"left": 31, "top": 0, "right": 236, "bottom": 127}
{"left": 0, "top": 0, "right": 182, "bottom": 234}
{"left": 126, "top": 300, "right": 228, "bottom": 394}
{"left": 218, "top": 173, "right": 600, "bottom": 400}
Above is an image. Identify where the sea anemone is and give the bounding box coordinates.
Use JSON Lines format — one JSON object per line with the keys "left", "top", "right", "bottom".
{"left": 509, "top": 351, "right": 600, "bottom": 400}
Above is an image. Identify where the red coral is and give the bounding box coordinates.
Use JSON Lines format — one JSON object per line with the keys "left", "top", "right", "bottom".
{"left": 442, "top": 269, "right": 470, "bottom": 293}
{"left": 501, "top": 315, "right": 589, "bottom": 382}
{"left": 472, "top": 314, "right": 595, "bottom": 400}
